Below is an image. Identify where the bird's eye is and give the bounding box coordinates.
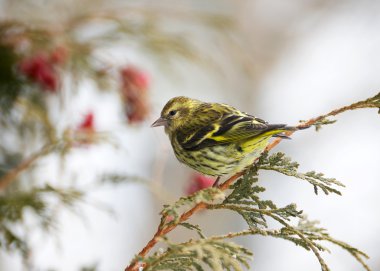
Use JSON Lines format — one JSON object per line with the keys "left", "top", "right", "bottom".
{"left": 169, "top": 110, "right": 177, "bottom": 116}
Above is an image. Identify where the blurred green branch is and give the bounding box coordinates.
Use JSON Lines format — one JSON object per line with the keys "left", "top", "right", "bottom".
{"left": 0, "top": 143, "right": 55, "bottom": 191}
{"left": 0, "top": 184, "right": 85, "bottom": 257}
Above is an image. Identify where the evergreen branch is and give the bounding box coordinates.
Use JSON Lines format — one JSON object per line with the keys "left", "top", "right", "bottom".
{"left": 213, "top": 168, "right": 369, "bottom": 271}
{"left": 125, "top": 93, "right": 379, "bottom": 271}
{"left": 208, "top": 228, "right": 280, "bottom": 240}
{"left": 216, "top": 200, "right": 330, "bottom": 270}
{"left": 210, "top": 228, "right": 326, "bottom": 256}
{"left": 248, "top": 211, "right": 330, "bottom": 271}
{"left": 141, "top": 237, "right": 252, "bottom": 271}
{"left": 322, "top": 236, "right": 370, "bottom": 271}
{"left": 207, "top": 206, "right": 370, "bottom": 271}
{"left": 179, "top": 222, "right": 206, "bottom": 239}
{"left": 294, "top": 216, "right": 370, "bottom": 271}
{"left": 208, "top": 204, "right": 301, "bottom": 219}
{"left": 259, "top": 152, "right": 344, "bottom": 195}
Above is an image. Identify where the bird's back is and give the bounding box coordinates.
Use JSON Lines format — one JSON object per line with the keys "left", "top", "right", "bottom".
{"left": 170, "top": 101, "right": 292, "bottom": 176}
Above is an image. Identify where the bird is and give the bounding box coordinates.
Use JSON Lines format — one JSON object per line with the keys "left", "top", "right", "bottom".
{"left": 152, "top": 96, "right": 303, "bottom": 186}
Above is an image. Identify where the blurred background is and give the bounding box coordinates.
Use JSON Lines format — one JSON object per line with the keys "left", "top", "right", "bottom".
{"left": 0, "top": 0, "right": 379, "bottom": 270}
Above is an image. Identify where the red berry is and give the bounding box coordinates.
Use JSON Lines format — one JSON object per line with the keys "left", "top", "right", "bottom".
{"left": 74, "top": 112, "right": 96, "bottom": 146}
{"left": 120, "top": 66, "right": 150, "bottom": 89}
{"left": 185, "top": 174, "right": 215, "bottom": 195}
{"left": 78, "top": 112, "right": 94, "bottom": 131}
{"left": 18, "top": 53, "right": 59, "bottom": 92}
{"left": 120, "top": 65, "right": 150, "bottom": 124}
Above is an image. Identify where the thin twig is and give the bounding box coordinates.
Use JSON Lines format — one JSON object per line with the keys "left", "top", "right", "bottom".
{"left": 266, "top": 93, "right": 380, "bottom": 150}
{"left": 209, "top": 228, "right": 281, "bottom": 241}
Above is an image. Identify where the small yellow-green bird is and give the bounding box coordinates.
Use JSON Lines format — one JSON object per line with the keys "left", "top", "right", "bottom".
{"left": 152, "top": 96, "right": 302, "bottom": 186}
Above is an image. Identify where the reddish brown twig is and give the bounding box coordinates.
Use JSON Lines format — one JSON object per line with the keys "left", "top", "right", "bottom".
{"left": 124, "top": 94, "right": 379, "bottom": 271}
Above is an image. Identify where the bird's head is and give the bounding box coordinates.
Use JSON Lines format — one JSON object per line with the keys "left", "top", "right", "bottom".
{"left": 151, "top": 96, "right": 200, "bottom": 134}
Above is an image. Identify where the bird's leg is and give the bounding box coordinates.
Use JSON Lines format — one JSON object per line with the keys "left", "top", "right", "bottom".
{"left": 213, "top": 176, "right": 221, "bottom": 187}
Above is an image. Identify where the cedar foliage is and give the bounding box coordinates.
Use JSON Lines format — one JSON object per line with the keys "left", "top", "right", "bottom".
{"left": 132, "top": 154, "right": 372, "bottom": 271}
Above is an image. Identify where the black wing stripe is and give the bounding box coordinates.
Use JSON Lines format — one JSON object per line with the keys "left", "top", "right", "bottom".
{"left": 181, "top": 125, "right": 216, "bottom": 150}
{"left": 220, "top": 114, "right": 241, "bottom": 126}
{"left": 183, "top": 138, "right": 219, "bottom": 151}
{"left": 213, "top": 116, "right": 255, "bottom": 136}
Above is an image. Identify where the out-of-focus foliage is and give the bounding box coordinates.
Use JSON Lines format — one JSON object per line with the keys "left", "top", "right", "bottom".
{"left": 0, "top": 185, "right": 84, "bottom": 257}
{"left": 0, "top": 1, "right": 246, "bottom": 269}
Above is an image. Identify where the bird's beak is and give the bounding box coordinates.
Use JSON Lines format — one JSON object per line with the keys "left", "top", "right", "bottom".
{"left": 151, "top": 117, "right": 168, "bottom": 127}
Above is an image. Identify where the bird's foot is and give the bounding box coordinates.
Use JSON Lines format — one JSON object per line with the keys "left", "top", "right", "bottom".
{"left": 213, "top": 176, "right": 221, "bottom": 187}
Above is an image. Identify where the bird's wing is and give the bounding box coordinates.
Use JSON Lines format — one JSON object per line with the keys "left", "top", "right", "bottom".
{"left": 177, "top": 104, "right": 287, "bottom": 151}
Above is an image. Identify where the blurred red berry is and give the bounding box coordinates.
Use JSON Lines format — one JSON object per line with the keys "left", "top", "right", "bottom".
{"left": 75, "top": 112, "right": 96, "bottom": 145}
{"left": 19, "top": 53, "right": 58, "bottom": 92}
{"left": 185, "top": 174, "right": 215, "bottom": 195}
{"left": 120, "top": 66, "right": 150, "bottom": 89}
{"left": 120, "top": 66, "right": 150, "bottom": 124}
{"left": 50, "top": 46, "right": 68, "bottom": 65}
{"left": 78, "top": 112, "right": 95, "bottom": 131}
